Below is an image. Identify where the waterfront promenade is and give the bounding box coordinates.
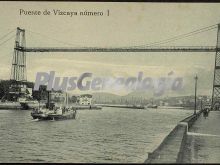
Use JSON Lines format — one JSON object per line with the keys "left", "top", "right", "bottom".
{"left": 182, "top": 111, "right": 220, "bottom": 163}
{"left": 145, "top": 110, "right": 220, "bottom": 163}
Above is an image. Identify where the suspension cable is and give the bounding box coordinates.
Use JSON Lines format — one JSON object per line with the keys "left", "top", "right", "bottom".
{"left": 24, "top": 23, "right": 218, "bottom": 49}
{"left": 0, "top": 29, "right": 15, "bottom": 42}
{"left": 0, "top": 35, "right": 15, "bottom": 47}
{"left": 26, "top": 29, "right": 82, "bottom": 47}
{"left": 129, "top": 24, "right": 218, "bottom": 48}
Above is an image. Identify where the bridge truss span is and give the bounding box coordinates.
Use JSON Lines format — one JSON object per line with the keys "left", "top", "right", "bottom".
{"left": 16, "top": 46, "right": 218, "bottom": 53}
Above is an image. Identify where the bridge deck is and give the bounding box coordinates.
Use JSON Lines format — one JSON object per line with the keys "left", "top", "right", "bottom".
{"left": 15, "top": 46, "right": 218, "bottom": 52}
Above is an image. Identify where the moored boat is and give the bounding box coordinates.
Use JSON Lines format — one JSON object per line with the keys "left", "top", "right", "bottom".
{"left": 73, "top": 104, "right": 102, "bottom": 110}
{"left": 97, "top": 104, "right": 144, "bottom": 109}
{"left": 0, "top": 101, "right": 21, "bottom": 110}
{"left": 146, "top": 104, "right": 158, "bottom": 109}
{"left": 19, "top": 97, "right": 39, "bottom": 110}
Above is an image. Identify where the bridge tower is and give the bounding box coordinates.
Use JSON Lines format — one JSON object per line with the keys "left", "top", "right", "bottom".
{"left": 8, "top": 27, "right": 27, "bottom": 101}
{"left": 212, "top": 24, "right": 220, "bottom": 110}
{"left": 10, "top": 27, "right": 27, "bottom": 82}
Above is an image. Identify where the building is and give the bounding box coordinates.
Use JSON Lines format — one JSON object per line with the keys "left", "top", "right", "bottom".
{"left": 50, "top": 92, "right": 65, "bottom": 102}
{"left": 77, "top": 94, "right": 92, "bottom": 105}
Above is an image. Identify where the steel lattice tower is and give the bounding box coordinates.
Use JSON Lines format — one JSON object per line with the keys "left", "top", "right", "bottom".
{"left": 212, "top": 24, "right": 220, "bottom": 109}
{"left": 10, "top": 27, "right": 27, "bottom": 82}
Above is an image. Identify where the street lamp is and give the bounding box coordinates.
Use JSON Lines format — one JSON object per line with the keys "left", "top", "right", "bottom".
{"left": 194, "top": 75, "right": 198, "bottom": 115}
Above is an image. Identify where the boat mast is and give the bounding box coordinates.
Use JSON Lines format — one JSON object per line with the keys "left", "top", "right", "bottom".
{"left": 66, "top": 92, "right": 68, "bottom": 107}
{"left": 47, "top": 90, "right": 50, "bottom": 109}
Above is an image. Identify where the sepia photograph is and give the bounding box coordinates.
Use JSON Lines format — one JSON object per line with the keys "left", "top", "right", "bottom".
{"left": 0, "top": 1, "right": 220, "bottom": 163}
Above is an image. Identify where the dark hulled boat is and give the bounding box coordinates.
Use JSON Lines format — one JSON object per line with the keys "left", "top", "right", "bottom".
{"left": 31, "top": 105, "right": 77, "bottom": 120}
{"left": 31, "top": 91, "right": 77, "bottom": 121}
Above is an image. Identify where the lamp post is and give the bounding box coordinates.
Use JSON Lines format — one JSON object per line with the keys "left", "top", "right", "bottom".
{"left": 194, "top": 75, "right": 198, "bottom": 115}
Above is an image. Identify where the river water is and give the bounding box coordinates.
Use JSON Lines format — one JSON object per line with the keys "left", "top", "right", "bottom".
{"left": 0, "top": 107, "right": 192, "bottom": 163}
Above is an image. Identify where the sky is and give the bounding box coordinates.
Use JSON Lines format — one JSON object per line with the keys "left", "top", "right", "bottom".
{"left": 0, "top": 2, "right": 220, "bottom": 96}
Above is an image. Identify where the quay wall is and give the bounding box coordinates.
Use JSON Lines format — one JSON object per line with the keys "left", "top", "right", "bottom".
{"left": 0, "top": 102, "right": 22, "bottom": 110}
{"left": 145, "top": 110, "right": 204, "bottom": 163}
